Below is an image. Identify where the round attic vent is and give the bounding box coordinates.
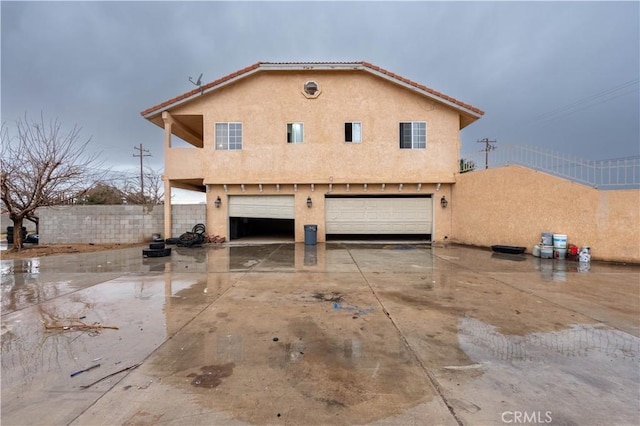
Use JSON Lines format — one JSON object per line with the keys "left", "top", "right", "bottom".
{"left": 303, "top": 80, "right": 320, "bottom": 98}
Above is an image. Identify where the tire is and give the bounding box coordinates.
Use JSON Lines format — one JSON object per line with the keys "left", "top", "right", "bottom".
{"left": 165, "top": 238, "right": 179, "bottom": 245}
{"left": 178, "top": 232, "right": 202, "bottom": 247}
{"left": 192, "top": 223, "right": 206, "bottom": 235}
{"left": 143, "top": 248, "right": 167, "bottom": 257}
{"left": 149, "top": 242, "right": 165, "bottom": 250}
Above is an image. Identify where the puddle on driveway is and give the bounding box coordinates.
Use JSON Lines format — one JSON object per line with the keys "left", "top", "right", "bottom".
{"left": 445, "top": 316, "right": 640, "bottom": 424}
{"left": 0, "top": 274, "right": 218, "bottom": 425}
{"left": 458, "top": 315, "right": 639, "bottom": 362}
{"left": 151, "top": 287, "right": 436, "bottom": 425}
{"left": 188, "top": 363, "right": 235, "bottom": 388}
{"left": 2, "top": 242, "right": 638, "bottom": 425}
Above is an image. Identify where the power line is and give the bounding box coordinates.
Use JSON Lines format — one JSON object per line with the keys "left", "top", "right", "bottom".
{"left": 526, "top": 79, "right": 639, "bottom": 126}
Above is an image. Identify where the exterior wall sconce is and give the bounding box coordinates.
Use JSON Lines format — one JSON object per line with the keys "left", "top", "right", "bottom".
{"left": 440, "top": 196, "right": 448, "bottom": 208}
{"left": 307, "top": 196, "right": 312, "bottom": 208}
{"left": 215, "top": 196, "right": 222, "bottom": 208}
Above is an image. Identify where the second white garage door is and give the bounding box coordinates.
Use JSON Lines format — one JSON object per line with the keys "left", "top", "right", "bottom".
{"left": 325, "top": 197, "right": 432, "bottom": 234}
{"left": 228, "top": 195, "right": 295, "bottom": 219}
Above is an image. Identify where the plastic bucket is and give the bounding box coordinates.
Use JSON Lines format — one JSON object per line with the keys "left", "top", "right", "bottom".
{"left": 553, "top": 234, "right": 567, "bottom": 249}
{"left": 579, "top": 246, "right": 591, "bottom": 263}
{"left": 541, "top": 232, "right": 553, "bottom": 246}
{"left": 554, "top": 248, "right": 567, "bottom": 260}
{"left": 540, "top": 245, "right": 554, "bottom": 259}
{"left": 533, "top": 244, "right": 541, "bottom": 257}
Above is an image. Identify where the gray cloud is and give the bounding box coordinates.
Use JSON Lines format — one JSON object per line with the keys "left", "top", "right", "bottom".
{"left": 2, "top": 0, "right": 638, "bottom": 181}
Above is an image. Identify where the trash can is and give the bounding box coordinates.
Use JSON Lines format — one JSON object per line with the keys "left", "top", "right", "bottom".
{"left": 304, "top": 224, "right": 317, "bottom": 245}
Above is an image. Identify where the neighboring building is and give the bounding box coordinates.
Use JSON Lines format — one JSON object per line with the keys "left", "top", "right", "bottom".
{"left": 141, "top": 62, "right": 483, "bottom": 242}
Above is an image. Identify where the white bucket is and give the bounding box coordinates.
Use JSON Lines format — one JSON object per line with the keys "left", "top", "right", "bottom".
{"left": 540, "top": 245, "right": 554, "bottom": 259}
{"left": 554, "top": 248, "right": 567, "bottom": 260}
{"left": 553, "top": 234, "right": 567, "bottom": 249}
{"left": 541, "top": 232, "right": 553, "bottom": 246}
{"left": 533, "top": 244, "right": 541, "bottom": 257}
{"left": 579, "top": 246, "right": 591, "bottom": 263}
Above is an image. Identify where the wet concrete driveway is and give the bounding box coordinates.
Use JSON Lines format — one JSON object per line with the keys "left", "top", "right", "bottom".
{"left": 2, "top": 243, "right": 639, "bottom": 425}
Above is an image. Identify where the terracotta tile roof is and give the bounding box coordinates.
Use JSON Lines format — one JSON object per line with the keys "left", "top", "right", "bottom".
{"left": 140, "top": 61, "right": 484, "bottom": 117}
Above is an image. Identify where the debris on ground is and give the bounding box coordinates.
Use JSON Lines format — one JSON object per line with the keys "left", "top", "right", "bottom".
{"left": 43, "top": 319, "right": 119, "bottom": 332}
{"left": 177, "top": 223, "right": 206, "bottom": 247}
{"left": 204, "top": 235, "right": 226, "bottom": 243}
{"left": 79, "top": 362, "right": 143, "bottom": 390}
{"left": 169, "top": 223, "right": 226, "bottom": 247}
{"left": 70, "top": 364, "right": 101, "bottom": 377}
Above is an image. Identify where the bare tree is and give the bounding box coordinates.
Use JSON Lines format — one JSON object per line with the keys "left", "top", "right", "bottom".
{"left": 142, "top": 167, "right": 164, "bottom": 205}
{"left": 122, "top": 166, "right": 164, "bottom": 205}
{"left": 0, "top": 113, "right": 103, "bottom": 250}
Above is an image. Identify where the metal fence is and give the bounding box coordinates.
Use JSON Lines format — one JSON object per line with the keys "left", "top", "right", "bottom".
{"left": 460, "top": 144, "right": 640, "bottom": 189}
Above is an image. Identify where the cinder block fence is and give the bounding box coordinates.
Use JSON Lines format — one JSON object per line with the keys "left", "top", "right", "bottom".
{"left": 37, "top": 204, "right": 205, "bottom": 244}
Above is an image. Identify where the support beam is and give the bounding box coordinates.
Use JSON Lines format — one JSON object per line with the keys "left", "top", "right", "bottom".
{"left": 171, "top": 118, "right": 204, "bottom": 147}
{"left": 162, "top": 112, "right": 173, "bottom": 149}
{"left": 164, "top": 179, "right": 172, "bottom": 239}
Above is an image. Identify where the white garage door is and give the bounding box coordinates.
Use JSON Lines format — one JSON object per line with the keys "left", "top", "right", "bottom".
{"left": 228, "top": 195, "right": 295, "bottom": 219}
{"left": 325, "top": 197, "right": 432, "bottom": 234}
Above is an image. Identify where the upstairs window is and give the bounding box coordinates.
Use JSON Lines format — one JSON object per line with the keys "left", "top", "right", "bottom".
{"left": 399, "top": 122, "right": 426, "bottom": 149}
{"left": 287, "top": 123, "right": 304, "bottom": 143}
{"left": 345, "top": 122, "right": 362, "bottom": 143}
{"left": 215, "top": 122, "right": 242, "bottom": 150}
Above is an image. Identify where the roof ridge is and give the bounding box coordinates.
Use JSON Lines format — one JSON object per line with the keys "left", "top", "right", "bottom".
{"left": 141, "top": 61, "right": 484, "bottom": 117}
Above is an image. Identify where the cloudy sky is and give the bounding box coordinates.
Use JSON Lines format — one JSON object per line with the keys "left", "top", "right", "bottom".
{"left": 2, "top": 1, "right": 638, "bottom": 201}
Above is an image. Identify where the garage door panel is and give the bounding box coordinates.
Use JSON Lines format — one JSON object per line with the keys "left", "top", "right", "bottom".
{"left": 229, "top": 196, "right": 294, "bottom": 219}
{"left": 326, "top": 197, "right": 432, "bottom": 234}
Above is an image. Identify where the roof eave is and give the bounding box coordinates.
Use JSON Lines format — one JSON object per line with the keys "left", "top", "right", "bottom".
{"left": 361, "top": 67, "right": 484, "bottom": 120}
{"left": 141, "top": 65, "right": 263, "bottom": 119}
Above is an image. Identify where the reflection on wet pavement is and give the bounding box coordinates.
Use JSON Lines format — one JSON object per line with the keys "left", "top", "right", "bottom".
{"left": 1, "top": 243, "right": 638, "bottom": 425}
{"left": 448, "top": 316, "right": 640, "bottom": 424}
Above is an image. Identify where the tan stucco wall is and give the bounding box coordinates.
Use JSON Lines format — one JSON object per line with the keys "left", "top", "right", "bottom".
{"left": 452, "top": 166, "right": 640, "bottom": 263}
{"left": 163, "top": 70, "right": 462, "bottom": 184}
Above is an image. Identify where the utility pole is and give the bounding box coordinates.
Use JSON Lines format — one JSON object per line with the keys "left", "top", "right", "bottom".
{"left": 477, "top": 138, "right": 497, "bottom": 169}
{"left": 133, "top": 144, "right": 151, "bottom": 203}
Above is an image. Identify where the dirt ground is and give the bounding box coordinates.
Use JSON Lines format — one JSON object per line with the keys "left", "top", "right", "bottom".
{"left": 1, "top": 243, "right": 144, "bottom": 259}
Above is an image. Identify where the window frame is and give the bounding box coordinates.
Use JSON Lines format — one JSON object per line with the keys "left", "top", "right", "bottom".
{"left": 215, "top": 122, "right": 243, "bottom": 150}
{"left": 344, "top": 122, "right": 362, "bottom": 143}
{"left": 399, "top": 121, "right": 426, "bottom": 150}
{"left": 287, "top": 122, "right": 304, "bottom": 144}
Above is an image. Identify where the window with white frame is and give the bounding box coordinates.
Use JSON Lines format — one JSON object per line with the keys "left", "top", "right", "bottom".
{"left": 287, "top": 123, "right": 304, "bottom": 143}
{"left": 399, "top": 122, "right": 426, "bottom": 149}
{"left": 215, "top": 122, "right": 242, "bottom": 150}
{"left": 345, "top": 122, "right": 362, "bottom": 143}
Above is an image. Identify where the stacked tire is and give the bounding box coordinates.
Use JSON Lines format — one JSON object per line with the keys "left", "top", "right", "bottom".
{"left": 142, "top": 240, "right": 172, "bottom": 257}
{"left": 177, "top": 223, "right": 206, "bottom": 247}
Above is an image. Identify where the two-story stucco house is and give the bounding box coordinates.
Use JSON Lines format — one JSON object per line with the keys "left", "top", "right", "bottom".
{"left": 141, "top": 62, "right": 483, "bottom": 243}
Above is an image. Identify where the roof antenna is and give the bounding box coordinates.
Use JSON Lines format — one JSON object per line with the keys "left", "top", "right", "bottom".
{"left": 189, "top": 73, "right": 203, "bottom": 94}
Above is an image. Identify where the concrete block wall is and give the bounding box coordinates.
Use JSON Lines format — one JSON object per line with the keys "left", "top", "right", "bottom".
{"left": 171, "top": 204, "right": 207, "bottom": 238}
{"left": 39, "top": 205, "right": 164, "bottom": 244}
